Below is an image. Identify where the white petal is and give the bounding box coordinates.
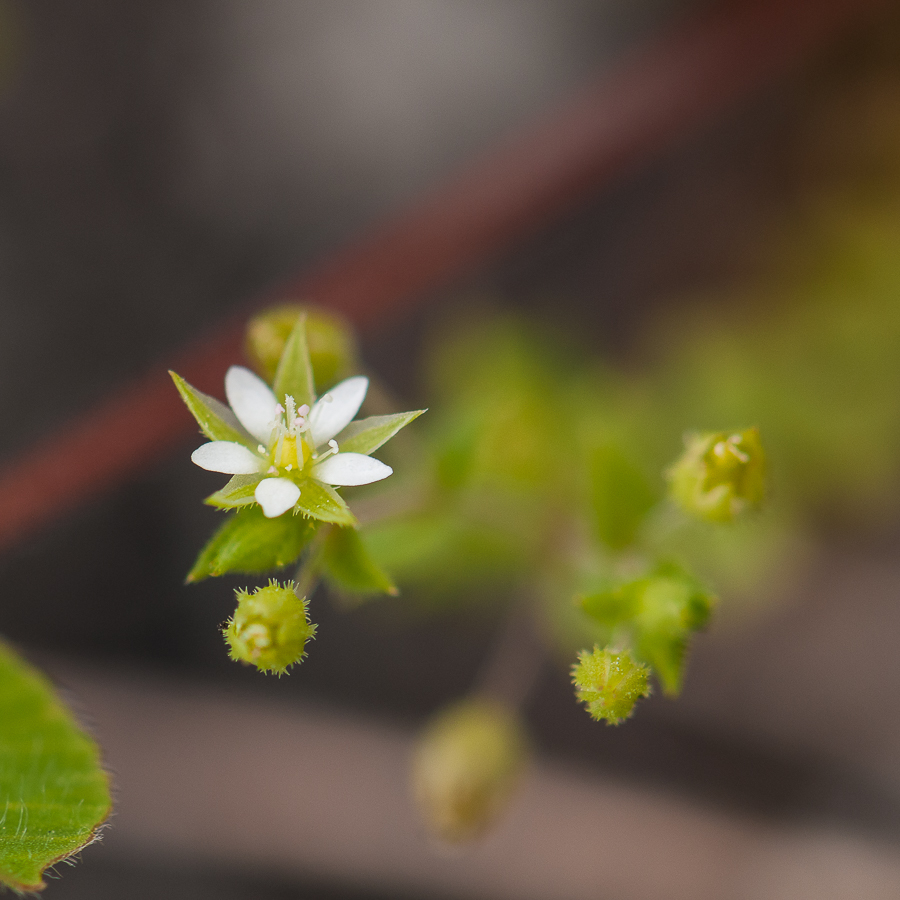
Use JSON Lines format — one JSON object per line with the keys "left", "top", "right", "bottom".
{"left": 312, "top": 452, "right": 392, "bottom": 486}
{"left": 255, "top": 477, "right": 301, "bottom": 518}
{"left": 191, "top": 441, "right": 264, "bottom": 474}
{"left": 225, "top": 365, "right": 279, "bottom": 444}
{"left": 308, "top": 376, "right": 368, "bottom": 447}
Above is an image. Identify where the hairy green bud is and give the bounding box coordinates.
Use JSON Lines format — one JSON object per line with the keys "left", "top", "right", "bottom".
{"left": 668, "top": 427, "right": 765, "bottom": 522}
{"left": 223, "top": 580, "right": 316, "bottom": 675}
{"left": 245, "top": 304, "right": 358, "bottom": 387}
{"left": 571, "top": 647, "right": 650, "bottom": 725}
{"left": 413, "top": 699, "right": 528, "bottom": 843}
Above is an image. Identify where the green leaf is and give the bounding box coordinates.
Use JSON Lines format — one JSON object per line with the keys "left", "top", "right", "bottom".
{"left": 337, "top": 410, "right": 426, "bottom": 455}
{"left": 205, "top": 474, "right": 263, "bottom": 510}
{"left": 170, "top": 371, "right": 253, "bottom": 446}
{"left": 295, "top": 480, "right": 356, "bottom": 527}
{"left": 0, "top": 641, "right": 111, "bottom": 892}
{"left": 322, "top": 526, "right": 397, "bottom": 597}
{"left": 273, "top": 314, "right": 315, "bottom": 409}
{"left": 188, "top": 506, "right": 316, "bottom": 581}
{"left": 589, "top": 445, "right": 657, "bottom": 550}
{"left": 579, "top": 580, "right": 638, "bottom": 630}
{"left": 632, "top": 563, "right": 716, "bottom": 695}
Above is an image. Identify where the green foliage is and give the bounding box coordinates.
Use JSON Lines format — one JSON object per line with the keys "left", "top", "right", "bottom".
{"left": 294, "top": 479, "right": 356, "bottom": 527}
{"left": 321, "top": 526, "right": 397, "bottom": 598}
{"left": 338, "top": 410, "right": 426, "bottom": 456}
{"left": 580, "top": 564, "right": 715, "bottom": 696}
{"left": 245, "top": 304, "right": 358, "bottom": 388}
{"left": 571, "top": 647, "right": 650, "bottom": 725}
{"left": 188, "top": 507, "right": 317, "bottom": 581}
{"left": 224, "top": 581, "right": 316, "bottom": 675}
{"left": 589, "top": 444, "right": 657, "bottom": 549}
{"left": 272, "top": 313, "right": 316, "bottom": 409}
{"left": 204, "top": 473, "right": 262, "bottom": 510}
{"left": 412, "top": 699, "right": 527, "bottom": 843}
{"left": 169, "top": 372, "right": 253, "bottom": 446}
{"left": 0, "top": 641, "right": 110, "bottom": 892}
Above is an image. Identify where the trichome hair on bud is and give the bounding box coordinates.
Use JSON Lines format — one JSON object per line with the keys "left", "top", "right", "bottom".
{"left": 223, "top": 580, "right": 317, "bottom": 675}
{"left": 571, "top": 647, "right": 650, "bottom": 725}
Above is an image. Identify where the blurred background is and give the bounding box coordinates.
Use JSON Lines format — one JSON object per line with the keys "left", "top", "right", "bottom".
{"left": 3, "top": 0, "right": 900, "bottom": 897}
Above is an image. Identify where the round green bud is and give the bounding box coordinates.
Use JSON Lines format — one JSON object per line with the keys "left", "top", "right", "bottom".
{"left": 668, "top": 427, "right": 765, "bottom": 523}
{"left": 571, "top": 647, "right": 650, "bottom": 725}
{"left": 223, "top": 580, "right": 316, "bottom": 675}
{"left": 245, "top": 304, "right": 359, "bottom": 388}
{"left": 413, "top": 698, "right": 528, "bottom": 843}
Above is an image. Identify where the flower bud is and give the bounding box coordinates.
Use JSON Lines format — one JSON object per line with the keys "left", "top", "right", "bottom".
{"left": 571, "top": 647, "right": 650, "bottom": 724}
{"left": 668, "top": 427, "right": 765, "bottom": 523}
{"left": 223, "top": 580, "right": 316, "bottom": 675}
{"left": 413, "top": 699, "right": 528, "bottom": 843}
{"left": 245, "top": 304, "right": 358, "bottom": 387}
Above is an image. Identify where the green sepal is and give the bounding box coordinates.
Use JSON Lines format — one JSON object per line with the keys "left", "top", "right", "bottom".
{"left": 170, "top": 371, "right": 253, "bottom": 446}
{"left": 187, "top": 506, "right": 317, "bottom": 581}
{"left": 589, "top": 444, "right": 657, "bottom": 550}
{"left": 337, "top": 410, "right": 426, "bottom": 455}
{"left": 0, "top": 640, "right": 111, "bottom": 892}
{"left": 205, "top": 473, "right": 263, "bottom": 509}
{"left": 322, "top": 526, "right": 398, "bottom": 597}
{"left": 295, "top": 479, "right": 357, "bottom": 526}
{"left": 632, "top": 562, "right": 716, "bottom": 695}
{"left": 273, "top": 313, "right": 315, "bottom": 409}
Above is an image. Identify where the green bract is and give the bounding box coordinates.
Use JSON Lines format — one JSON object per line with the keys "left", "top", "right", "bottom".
{"left": 0, "top": 641, "right": 110, "bottom": 892}
{"left": 223, "top": 581, "right": 317, "bottom": 675}
{"left": 571, "top": 647, "right": 650, "bottom": 725}
{"left": 668, "top": 428, "right": 765, "bottom": 523}
{"left": 321, "top": 525, "right": 398, "bottom": 598}
{"left": 580, "top": 563, "right": 716, "bottom": 696}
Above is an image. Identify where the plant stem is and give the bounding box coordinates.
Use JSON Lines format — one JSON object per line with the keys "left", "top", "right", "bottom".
{"left": 293, "top": 526, "right": 330, "bottom": 599}
{"left": 473, "top": 602, "right": 545, "bottom": 711}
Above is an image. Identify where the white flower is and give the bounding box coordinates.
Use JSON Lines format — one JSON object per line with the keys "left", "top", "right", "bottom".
{"left": 191, "top": 366, "right": 392, "bottom": 517}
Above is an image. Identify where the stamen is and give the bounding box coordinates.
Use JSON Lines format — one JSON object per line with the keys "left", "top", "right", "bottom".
{"left": 257, "top": 444, "right": 266, "bottom": 454}
{"left": 328, "top": 439, "right": 339, "bottom": 453}
{"left": 268, "top": 466, "right": 278, "bottom": 474}
{"left": 298, "top": 404, "right": 310, "bottom": 416}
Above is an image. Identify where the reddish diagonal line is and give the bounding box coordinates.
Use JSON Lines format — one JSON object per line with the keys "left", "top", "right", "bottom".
{"left": 0, "top": 0, "right": 886, "bottom": 553}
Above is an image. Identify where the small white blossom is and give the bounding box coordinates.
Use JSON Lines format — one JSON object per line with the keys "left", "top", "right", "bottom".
{"left": 191, "top": 366, "right": 392, "bottom": 517}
